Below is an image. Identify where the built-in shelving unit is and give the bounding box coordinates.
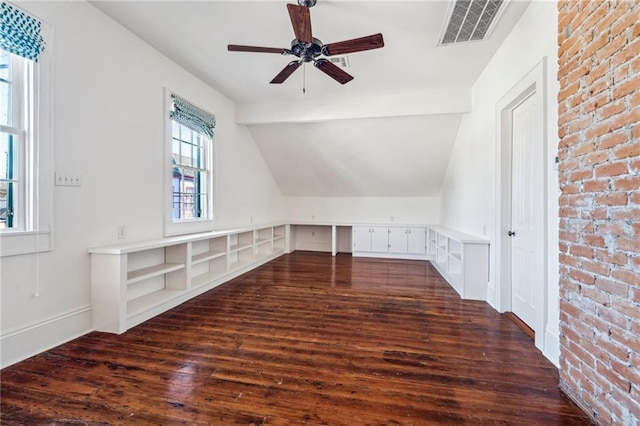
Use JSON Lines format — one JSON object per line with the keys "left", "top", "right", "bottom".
{"left": 89, "top": 224, "right": 288, "bottom": 334}
{"left": 427, "top": 226, "right": 490, "bottom": 301}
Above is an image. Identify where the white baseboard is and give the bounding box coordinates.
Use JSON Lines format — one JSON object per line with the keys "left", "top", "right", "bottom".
{"left": 1, "top": 305, "right": 93, "bottom": 368}
{"left": 544, "top": 326, "right": 560, "bottom": 368}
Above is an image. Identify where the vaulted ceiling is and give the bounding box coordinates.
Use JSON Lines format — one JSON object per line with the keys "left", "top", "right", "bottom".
{"left": 91, "top": 0, "right": 531, "bottom": 197}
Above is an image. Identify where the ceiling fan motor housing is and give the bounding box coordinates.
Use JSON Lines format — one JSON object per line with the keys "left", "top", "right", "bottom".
{"left": 297, "top": 0, "right": 317, "bottom": 7}
{"left": 290, "top": 38, "right": 323, "bottom": 62}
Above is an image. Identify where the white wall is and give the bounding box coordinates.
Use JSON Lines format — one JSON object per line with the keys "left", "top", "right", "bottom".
{"left": 439, "top": 1, "right": 560, "bottom": 364}
{"left": 0, "top": 1, "right": 284, "bottom": 367}
{"left": 285, "top": 196, "right": 440, "bottom": 225}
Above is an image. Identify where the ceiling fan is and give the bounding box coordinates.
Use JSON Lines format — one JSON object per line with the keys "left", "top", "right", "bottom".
{"left": 227, "top": 0, "right": 384, "bottom": 85}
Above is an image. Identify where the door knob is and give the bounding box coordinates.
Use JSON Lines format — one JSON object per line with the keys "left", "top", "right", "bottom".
{"left": 508, "top": 231, "right": 516, "bottom": 237}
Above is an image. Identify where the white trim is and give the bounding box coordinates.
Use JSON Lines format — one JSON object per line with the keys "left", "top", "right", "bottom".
{"left": 495, "top": 59, "right": 548, "bottom": 353}
{"left": 0, "top": 18, "right": 54, "bottom": 257}
{"left": 1, "top": 305, "right": 92, "bottom": 368}
{"left": 544, "top": 326, "right": 561, "bottom": 368}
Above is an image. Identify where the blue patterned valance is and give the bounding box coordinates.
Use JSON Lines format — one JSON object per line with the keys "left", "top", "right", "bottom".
{"left": 170, "top": 94, "right": 216, "bottom": 138}
{"left": 0, "top": 2, "right": 45, "bottom": 61}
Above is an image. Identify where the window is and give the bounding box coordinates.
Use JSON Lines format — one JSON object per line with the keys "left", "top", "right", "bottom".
{"left": 1, "top": 48, "right": 29, "bottom": 231}
{"left": 0, "top": 2, "right": 52, "bottom": 257}
{"left": 165, "top": 91, "right": 215, "bottom": 236}
{"left": 172, "top": 121, "right": 210, "bottom": 220}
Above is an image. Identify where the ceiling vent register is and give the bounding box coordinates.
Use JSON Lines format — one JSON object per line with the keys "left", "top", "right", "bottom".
{"left": 440, "top": 0, "right": 504, "bottom": 45}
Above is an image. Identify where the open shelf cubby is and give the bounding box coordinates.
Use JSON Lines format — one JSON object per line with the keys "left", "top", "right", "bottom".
{"left": 427, "top": 226, "right": 489, "bottom": 301}
{"left": 90, "top": 224, "right": 289, "bottom": 334}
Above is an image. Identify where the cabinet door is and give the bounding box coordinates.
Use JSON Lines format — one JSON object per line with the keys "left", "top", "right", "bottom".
{"left": 352, "top": 226, "right": 372, "bottom": 252}
{"left": 370, "top": 227, "right": 389, "bottom": 253}
{"left": 388, "top": 228, "right": 408, "bottom": 254}
{"left": 407, "top": 227, "right": 427, "bottom": 254}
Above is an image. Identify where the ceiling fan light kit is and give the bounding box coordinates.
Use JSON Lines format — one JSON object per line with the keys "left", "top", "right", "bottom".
{"left": 227, "top": 1, "right": 384, "bottom": 86}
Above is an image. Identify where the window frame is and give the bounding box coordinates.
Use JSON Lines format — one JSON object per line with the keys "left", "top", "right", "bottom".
{"left": 0, "top": 21, "right": 53, "bottom": 257}
{"left": 164, "top": 90, "right": 215, "bottom": 237}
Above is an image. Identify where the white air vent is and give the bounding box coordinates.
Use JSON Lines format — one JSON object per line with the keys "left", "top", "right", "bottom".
{"left": 329, "top": 56, "right": 350, "bottom": 68}
{"left": 439, "top": 0, "right": 505, "bottom": 45}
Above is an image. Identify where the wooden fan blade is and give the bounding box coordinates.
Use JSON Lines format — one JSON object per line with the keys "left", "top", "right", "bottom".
{"left": 271, "top": 61, "right": 301, "bottom": 84}
{"left": 323, "top": 33, "right": 384, "bottom": 56}
{"left": 228, "top": 45, "right": 286, "bottom": 54}
{"left": 314, "top": 59, "right": 354, "bottom": 85}
{"left": 287, "top": 4, "right": 312, "bottom": 44}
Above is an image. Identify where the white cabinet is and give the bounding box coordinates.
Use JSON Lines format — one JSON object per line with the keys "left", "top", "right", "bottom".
{"left": 353, "top": 226, "right": 428, "bottom": 260}
{"left": 352, "top": 226, "right": 388, "bottom": 253}
{"left": 90, "top": 224, "right": 288, "bottom": 334}
{"left": 389, "top": 227, "right": 426, "bottom": 255}
{"left": 427, "top": 226, "right": 489, "bottom": 301}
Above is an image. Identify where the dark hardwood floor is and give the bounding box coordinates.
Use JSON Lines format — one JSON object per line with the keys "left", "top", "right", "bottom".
{"left": 1, "top": 252, "right": 591, "bottom": 425}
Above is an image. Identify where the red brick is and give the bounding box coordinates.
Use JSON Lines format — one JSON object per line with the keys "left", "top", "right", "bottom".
{"left": 612, "top": 143, "right": 640, "bottom": 160}
{"left": 597, "top": 305, "right": 628, "bottom": 330}
{"left": 597, "top": 132, "right": 628, "bottom": 150}
{"left": 599, "top": 100, "right": 627, "bottom": 121}
{"left": 611, "top": 31, "right": 640, "bottom": 68}
{"left": 570, "top": 244, "right": 595, "bottom": 259}
{"left": 612, "top": 73, "right": 640, "bottom": 99}
{"left": 612, "top": 267, "right": 639, "bottom": 285}
{"left": 559, "top": 81, "right": 580, "bottom": 102}
{"left": 597, "top": 222, "right": 626, "bottom": 236}
{"left": 611, "top": 297, "right": 640, "bottom": 321}
{"left": 611, "top": 208, "right": 640, "bottom": 220}
{"left": 559, "top": 157, "right": 580, "bottom": 172}
{"left": 611, "top": 109, "right": 640, "bottom": 132}
{"left": 612, "top": 175, "right": 640, "bottom": 191}
{"left": 583, "top": 207, "right": 608, "bottom": 220}
{"left": 571, "top": 268, "right": 596, "bottom": 285}
{"left": 595, "top": 277, "right": 630, "bottom": 298}
{"left": 570, "top": 142, "right": 595, "bottom": 157}
{"left": 616, "top": 236, "right": 640, "bottom": 252}
{"left": 567, "top": 193, "right": 594, "bottom": 207}
{"left": 595, "top": 192, "right": 627, "bottom": 206}
{"left": 581, "top": 285, "right": 611, "bottom": 306}
{"left": 595, "top": 249, "right": 629, "bottom": 267}
{"left": 562, "top": 183, "right": 580, "bottom": 194}
{"left": 586, "top": 121, "right": 614, "bottom": 140}
{"left": 583, "top": 151, "right": 608, "bottom": 167}
{"left": 631, "top": 192, "right": 640, "bottom": 204}
{"left": 597, "top": 337, "right": 630, "bottom": 363}
{"left": 582, "top": 179, "right": 610, "bottom": 192}
{"left": 582, "top": 259, "right": 611, "bottom": 277}
{"left": 582, "top": 233, "right": 605, "bottom": 247}
{"left": 595, "top": 161, "right": 628, "bottom": 178}
{"left": 611, "top": 7, "right": 640, "bottom": 39}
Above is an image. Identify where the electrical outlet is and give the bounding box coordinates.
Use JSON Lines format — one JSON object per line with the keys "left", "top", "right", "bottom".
{"left": 117, "top": 225, "right": 126, "bottom": 239}
{"left": 55, "top": 172, "right": 81, "bottom": 187}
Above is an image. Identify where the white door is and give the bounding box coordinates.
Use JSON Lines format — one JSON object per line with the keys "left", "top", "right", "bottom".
{"left": 407, "top": 228, "right": 426, "bottom": 255}
{"left": 352, "top": 227, "right": 372, "bottom": 252}
{"left": 371, "top": 227, "right": 389, "bottom": 253}
{"left": 388, "top": 228, "right": 408, "bottom": 254}
{"left": 510, "top": 94, "right": 539, "bottom": 329}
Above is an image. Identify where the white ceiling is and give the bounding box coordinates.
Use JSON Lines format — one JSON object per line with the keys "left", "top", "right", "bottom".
{"left": 91, "top": 0, "right": 531, "bottom": 197}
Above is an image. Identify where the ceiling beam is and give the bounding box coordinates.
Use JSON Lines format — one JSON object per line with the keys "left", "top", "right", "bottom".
{"left": 235, "top": 87, "right": 471, "bottom": 125}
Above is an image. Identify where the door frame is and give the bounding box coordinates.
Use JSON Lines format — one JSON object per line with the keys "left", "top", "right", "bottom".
{"left": 495, "top": 59, "right": 547, "bottom": 352}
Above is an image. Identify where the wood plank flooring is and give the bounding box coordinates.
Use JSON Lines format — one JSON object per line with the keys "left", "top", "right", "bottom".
{"left": 1, "top": 252, "right": 591, "bottom": 425}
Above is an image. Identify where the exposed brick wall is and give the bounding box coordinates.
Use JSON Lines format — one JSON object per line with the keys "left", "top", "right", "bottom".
{"left": 557, "top": 0, "right": 640, "bottom": 424}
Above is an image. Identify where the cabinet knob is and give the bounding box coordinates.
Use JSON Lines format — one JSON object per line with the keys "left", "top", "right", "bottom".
{"left": 508, "top": 231, "right": 516, "bottom": 237}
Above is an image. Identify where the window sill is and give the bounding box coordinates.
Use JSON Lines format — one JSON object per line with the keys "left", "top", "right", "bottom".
{"left": 0, "top": 230, "right": 53, "bottom": 257}
{"left": 164, "top": 218, "right": 215, "bottom": 237}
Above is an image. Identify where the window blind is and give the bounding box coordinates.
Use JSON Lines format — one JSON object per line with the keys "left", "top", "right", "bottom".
{"left": 0, "top": 1, "right": 45, "bottom": 61}
{"left": 170, "top": 94, "right": 216, "bottom": 138}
